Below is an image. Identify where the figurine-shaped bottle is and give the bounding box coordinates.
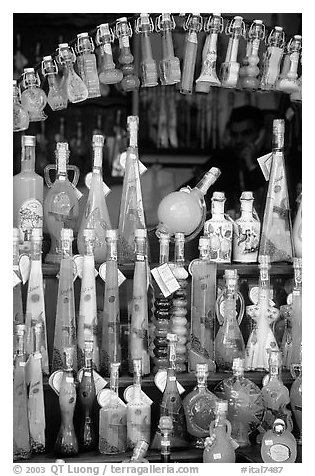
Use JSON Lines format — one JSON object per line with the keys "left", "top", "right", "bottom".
{"left": 135, "top": 14, "right": 158, "bottom": 87}
{"left": 290, "top": 360, "right": 302, "bottom": 445}
{"left": 44, "top": 142, "right": 80, "bottom": 263}
{"left": 56, "top": 43, "right": 88, "bottom": 103}
{"left": 55, "top": 347, "right": 79, "bottom": 457}
{"left": 155, "top": 14, "right": 181, "bottom": 85}
{"left": 183, "top": 363, "right": 218, "bottom": 448}
{"left": 204, "top": 192, "right": 233, "bottom": 262}
{"left": 233, "top": 191, "right": 261, "bottom": 262}
{"left": 195, "top": 13, "right": 223, "bottom": 93}
{"left": 41, "top": 55, "right": 68, "bottom": 111}
{"left": 220, "top": 16, "right": 245, "bottom": 88}
{"left": 77, "top": 134, "right": 112, "bottom": 263}
{"left": 75, "top": 33, "right": 101, "bottom": 98}
{"left": 52, "top": 228, "right": 77, "bottom": 373}
{"left": 101, "top": 229, "right": 121, "bottom": 376}
{"left": 13, "top": 79, "right": 29, "bottom": 132}
{"left": 117, "top": 115, "right": 147, "bottom": 265}
{"left": 203, "top": 400, "right": 236, "bottom": 463}
{"left": 292, "top": 192, "right": 302, "bottom": 257}
{"left": 276, "top": 35, "right": 302, "bottom": 94}
{"left": 95, "top": 23, "right": 123, "bottom": 85}
{"left": 260, "top": 27, "right": 285, "bottom": 90}
{"left": 78, "top": 341, "right": 96, "bottom": 451}
{"left": 259, "top": 120, "right": 293, "bottom": 262}
{"left": 239, "top": 20, "right": 265, "bottom": 90}
{"left": 20, "top": 67, "right": 47, "bottom": 122}
{"left": 180, "top": 14, "right": 203, "bottom": 94}
{"left": 189, "top": 236, "right": 216, "bottom": 371}
{"left": 13, "top": 324, "right": 31, "bottom": 461}
{"left": 115, "top": 17, "right": 140, "bottom": 92}
{"left": 13, "top": 228, "right": 23, "bottom": 329}
{"left": 261, "top": 418, "right": 297, "bottom": 463}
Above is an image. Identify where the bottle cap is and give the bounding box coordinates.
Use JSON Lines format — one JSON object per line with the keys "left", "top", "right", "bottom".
{"left": 159, "top": 232, "right": 170, "bottom": 242}
{"left": 133, "top": 358, "right": 142, "bottom": 374}
{"left": 254, "top": 19, "right": 263, "bottom": 24}
{"left": 127, "top": 115, "right": 139, "bottom": 129}
{"left": 162, "top": 13, "right": 171, "bottom": 21}
{"left": 275, "top": 26, "right": 283, "bottom": 31}
{"left": 33, "top": 322, "right": 42, "bottom": 334}
{"left": 240, "top": 191, "right": 254, "bottom": 200}
{"left": 167, "top": 333, "right": 178, "bottom": 343}
{"left": 175, "top": 232, "right": 185, "bottom": 241}
{"left": 22, "top": 135, "right": 36, "bottom": 147}
{"left": 117, "top": 17, "right": 127, "bottom": 22}
{"left": 159, "top": 416, "right": 173, "bottom": 431}
{"left": 83, "top": 228, "right": 95, "bottom": 240}
{"left": 92, "top": 134, "right": 105, "bottom": 147}
{"left": 293, "top": 257, "right": 302, "bottom": 269}
{"left": 24, "top": 67, "right": 35, "bottom": 73}
{"left": 196, "top": 363, "right": 209, "bottom": 374}
{"left": 209, "top": 167, "right": 221, "bottom": 179}
{"left": 31, "top": 228, "right": 43, "bottom": 240}
{"left": 212, "top": 191, "right": 225, "bottom": 201}
{"left": 13, "top": 79, "right": 17, "bottom": 85}
{"left": 294, "top": 34, "right": 302, "bottom": 40}
{"left": 232, "top": 358, "right": 244, "bottom": 371}
{"left": 56, "top": 141, "right": 69, "bottom": 151}
{"left": 259, "top": 254, "right": 270, "bottom": 266}
{"left": 61, "top": 228, "right": 73, "bottom": 241}
{"left": 224, "top": 269, "right": 238, "bottom": 280}
{"left": 43, "top": 55, "right": 52, "bottom": 61}
{"left": 273, "top": 119, "right": 285, "bottom": 135}
{"left": 216, "top": 399, "right": 228, "bottom": 413}
{"left": 135, "top": 228, "right": 147, "bottom": 238}
{"left": 84, "top": 341, "right": 94, "bottom": 354}
{"left": 268, "top": 348, "right": 281, "bottom": 366}
{"left": 105, "top": 229, "right": 118, "bottom": 239}
{"left": 15, "top": 323, "right": 26, "bottom": 335}
{"left": 77, "top": 32, "right": 89, "bottom": 38}
{"left": 110, "top": 361, "right": 121, "bottom": 372}
{"left": 199, "top": 236, "right": 210, "bottom": 249}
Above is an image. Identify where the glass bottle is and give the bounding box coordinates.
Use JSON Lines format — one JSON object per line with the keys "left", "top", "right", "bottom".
{"left": 290, "top": 362, "right": 302, "bottom": 444}
{"left": 101, "top": 229, "right": 121, "bottom": 377}
{"left": 52, "top": 228, "right": 77, "bottom": 373}
{"left": 27, "top": 322, "right": 46, "bottom": 453}
{"left": 41, "top": 55, "right": 68, "bottom": 111}
{"left": 127, "top": 358, "right": 151, "bottom": 449}
{"left": 123, "top": 440, "right": 149, "bottom": 463}
{"left": 203, "top": 400, "right": 235, "bottom": 463}
{"left": 276, "top": 35, "right": 302, "bottom": 94}
{"left": 135, "top": 13, "right": 158, "bottom": 87}
{"left": 183, "top": 363, "right": 218, "bottom": 448}
{"left": 77, "top": 228, "right": 99, "bottom": 370}
{"left": 13, "top": 227, "right": 23, "bottom": 329}
{"left": 13, "top": 135, "right": 43, "bottom": 255}
{"left": 13, "top": 79, "right": 29, "bottom": 132}
{"left": 75, "top": 32, "right": 101, "bottom": 98}
{"left": 292, "top": 193, "right": 302, "bottom": 257}
{"left": 215, "top": 269, "right": 245, "bottom": 330}
{"left": 78, "top": 341, "right": 96, "bottom": 451}
{"left": 13, "top": 324, "right": 31, "bottom": 461}
{"left": 155, "top": 14, "right": 181, "bottom": 86}
{"left": 259, "top": 119, "right": 293, "bottom": 262}
{"left": 260, "top": 27, "right": 285, "bottom": 90}
{"left": 214, "top": 358, "right": 264, "bottom": 447}
{"left": 117, "top": 115, "right": 147, "bottom": 265}
{"left": 25, "top": 228, "right": 49, "bottom": 375}
{"left": 189, "top": 236, "right": 216, "bottom": 372}
{"left": 233, "top": 192, "right": 261, "bottom": 262}
{"left": 44, "top": 142, "right": 80, "bottom": 263}
{"left": 245, "top": 255, "right": 279, "bottom": 371}
{"left": 129, "top": 229, "right": 150, "bottom": 376}
{"left": 55, "top": 346, "right": 79, "bottom": 457}
{"left": 220, "top": 16, "right": 245, "bottom": 88}
{"left": 99, "top": 362, "right": 127, "bottom": 454}
{"left": 180, "top": 14, "right": 203, "bottom": 95}
{"left": 261, "top": 418, "right": 297, "bottom": 463}
{"left": 159, "top": 416, "right": 173, "bottom": 462}
{"left": 196, "top": 13, "right": 223, "bottom": 93}
{"left": 204, "top": 192, "right": 233, "bottom": 262}
{"left": 77, "top": 134, "right": 112, "bottom": 263}
{"left": 20, "top": 67, "right": 47, "bottom": 122}
{"left": 115, "top": 17, "right": 140, "bottom": 92}
{"left": 95, "top": 23, "right": 123, "bottom": 85}
{"left": 56, "top": 43, "right": 88, "bottom": 103}
{"left": 239, "top": 20, "right": 265, "bottom": 90}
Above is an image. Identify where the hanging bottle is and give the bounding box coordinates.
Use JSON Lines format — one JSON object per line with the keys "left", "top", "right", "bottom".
{"left": 27, "top": 322, "right": 46, "bottom": 454}
{"left": 276, "top": 35, "right": 302, "bottom": 94}
{"left": 203, "top": 400, "right": 236, "bottom": 463}
{"left": 56, "top": 43, "right": 88, "bottom": 103}
{"left": 20, "top": 67, "right": 47, "bottom": 122}
{"left": 245, "top": 255, "right": 279, "bottom": 371}
{"left": 204, "top": 191, "right": 233, "bottom": 262}
{"left": 292, "top": 192, "right": 302, "bottom": 257}
{"left": 77, "top": 228, "right": 99, "bottom": 370}
{"left": 290, "top": 359, "right": 302, "bottom": 445}
{"left": 25, "top": 228, "right": 49, "bottom": 375}
{"left": 261, "top": 418, "right": 297, "bottom": 463}
{"left": 75, "top": 32, "right": 101, "bottom": 98}
{"left": 52, "top": 228, "right": 77, "bottom": 373}
{"left": 13, "top": 135, "right": 43, "bottom": 255}
{"left": 77, "top": 134, "right": 112, "bottom": 263}
{"left": 95, "top": 23, "right": 123, "bottom": 85}
{"left": 115, "top": 17, "right": 140, "bottom": 92}
{"left": 189, "top": 236, "right": 216, "bottom": 372}
{"left": 155, "top": 13, "right": 181, "bottom": 85}
{"left": 13, "top": 227, "right": 23, "bottom": 329}
{"left": 290, "top": 54, "right": 302, "bottom": 102}
{"left": 195, "top": 13, "right": 223, "bottom": 93}
{"left": 260, "top": 26, "right": 285, "bottom": 90}
{"left": 99, "top": 362, "right": 127, "bottom": 454}
{"left": 54, "top": 346, "right": 79, "bottom": 457}
{"left": 13, "top": 324, "right": 31, "bottom": 461}
{"left": 259, "top": 119, "right": 294, "bottom": 262}
{"left": 13, "top": 79, "right": 29, "bottom": 132}
{"left": 78, "top": 341, "right": 96, "bottom": 451}
{"left": 220, "top": 16, "right": 245, "bottom": 88}
{"left": 117, "top": 115, "right": 147, "bottom": 265}
{"left": 126, "top": 358, "right": 152, "bottom": 449}
{"left": 135, "top": 13, "right": 158, "bottom": 87}
{"left": 41, "top": 55, "right": 68, "bottom": 111}
{"left": 233, "top": 191, "right": 261, "bottom": 262}
{"left": 44, "top": 142, "right": 80, "bottom": 264}
{"left": 239, "top": 20, "right": 265, "bottom": 90}
{"left": 100, "top": 229, "right": 121, "bottom": 377}
{"left": 180, "top": 14, "right": 203, "bottom": 95}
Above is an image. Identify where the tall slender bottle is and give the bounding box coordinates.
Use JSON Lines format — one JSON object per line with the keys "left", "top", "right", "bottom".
{"left": 41, "top": 55, "right": 68, "bottom": 111}
{"left": 239, "top": 20, "right": 265, "bottom": 90}
{"left": 233, "top": 191, "right": 261, "bottom": 262}
{"left": 260, "top": 27, "right": 285, "bottom": 90}
{"left": 75, "top": 33, "right": 101, "bottom": 98}
{"left": 135, "top": 14, "right": 158, "bottom": 87}
{"left": 13, "top": 227, "right": 23, "bottom": 327}
{"left": 95, "top": 23, "right": 123, "bottom": 85}
{"left": 13, "top": 79, "right": 29, "bottom": 132}
{"left": 115, "top": 17, "right": 140, "bottom": 92}
{"left": 20, "top": 67, "right": 47, "bottom": 122}
{"left": 180, "top": 14, "right": 203, "bottom": 95}
{"left": 77, "top": 134, "right": 112, "bottom": 263}
{"left": 13, "top": 324, "right": 31, "bottom": 461}
{"left": 52, "top": 228, "right": 77, "bottom": 373}
{"left": 204, "top": 192, "right": 233, "bottom": 262}
{"left": 117, "top": 116, "right": 147, "bottom": 265}
{"left": 259, "top": 119, "right": 293, "bottom": 262}
{"left": 13, "top": 135, "right": 43, "bottom": 255}
{"left": 56, "top": 43, "right": 88, "bottom": 104}
{"left": 78, "top": 341, "right": 96, "bottom": 451}
{"left": 203, "top": 400, "right": 236, "bottom": 463}
{"left": 101, "top": 229, "right": 121, "bottom": 376}
{"left": 220, "top": 16, "right": 245, "bottom": 88}
{"left": 155, "top": 14, "right": 181, "bottom": 85}
{"left": 25, "top": 228, "right": 49, "bottom": 375}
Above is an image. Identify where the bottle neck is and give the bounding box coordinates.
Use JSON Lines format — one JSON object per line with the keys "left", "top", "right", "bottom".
{"left": 140, "top": 31, "right": 153, "bottom": 60}
{"left": 106, "top": 239, "right": 118, "bottom": 261}
{"left": 21, "top": 145, "right": 36, "bottom": 172}
{"left": 259, "top": 266, "right": 270, "bottom": 299}
{"left": 84, "top": 353, "right": 93, "bottom": 372}
{"left": 129, "top": 129, "right": 138, "bottom": 149}
{"left": 196, "top": 373, "right": 207, "bottom": 390}
{"left": 133, "top": 370, "right": 142, "bottom": 398}
{"left": 16, "top": 333, "right": 26, "bottom": 357}
{"left": 211, "top": 199, "right": 225, "bottom": 217}
{"left": 159, "top": 238, "right": 170, "bottom": 264}
{"left": 199, "top": 247, "right": 210, "bottom": 261}
{"left": 13, "top": 240, "right": 19, "bottom": 267}
{"left": 168, "top": 342, "right": 177, "bottom": 372}
{"left": 83, "top": 238, "right": 94, "bottom": 256}
{"left": 174, "top": 239, "right": 185, "bottom": 265}
{"left": 196, "top": 170, "right": 219, "bottom": 196}
{"left": 93, "top": 145, "right": 103, "bottom": 170}
{"left": 61, "top": 239, "right": 73, "bottom": 259}
{"left": 34, "top": 327, "right": 42, "bottom": 354}
{"left": 47, "top": 73, "right": 59, "bottom": 88}
{"left": 110, "top": 366, "right": 119, "bottom": 394}
{"left": 161, "top": 28, "right": 175, "bottom": 58}
{"left": 31, "top": 239, "right": 42, "bottom": 261}
{"left": 135, "top": 238, "right": 146, "bottom": 261}
{"left": 240, "top": 199, "right": 254, "bottom": 218}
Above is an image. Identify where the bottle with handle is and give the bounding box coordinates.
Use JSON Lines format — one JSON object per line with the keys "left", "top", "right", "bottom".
{"left": 95, "top": 23, "right": 123, "bottom": 85}
{"left": 260, "top": 26, "right": 285, "bottom": 90}
{"left": 180, "top": 14, "right": 203, "bottom": 95}
{"left": 276, "top": 35, "right": 302, "bottom": 94}
{"left": 220, "top": 16, "right": 245, "bottom": 88}
{"left": 20, "top": 67, "right": 47, "bottom": 122}
{"left": 203, "top": 400, "right": 236, "bottom": 463}
{"left": 215, "top": 269, "right": 245, "bottom": 327}
{"left": 135, "top": 13, "right": 158, "bottom": 87}
{"left": 115, "top": 17, "right": 140, "bottom": 92}
{"left": 56, "top": 43, "right": 88, "bottom": 103}
{"left": 41, "top": 55, "right": 68, "bottom": 111}
{"left": 155, "top": 13, "right": 181, "bottom": 85}
{"left": 75, "top": 32, "right": 101, "bottom": 98}
{"left": 239, "top": 20, "right": 265, "bottom": 90}
{"left": 13, "top": 79, "right": 29, "bottom": 132}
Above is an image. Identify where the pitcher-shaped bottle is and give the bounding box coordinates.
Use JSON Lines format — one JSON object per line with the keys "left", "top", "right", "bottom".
{"left": 203, "top": 400, "right": 236, "bottom": 463}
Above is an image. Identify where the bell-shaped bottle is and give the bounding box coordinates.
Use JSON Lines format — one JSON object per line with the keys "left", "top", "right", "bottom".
{"left": 204, "top": 191, "right": 233, "bottom": 262}
{"left": 75, "top": 32, "right": 101, "bottom": 98}
{"left": 20, "top": 67, "right": 47, "bottom": 122}
{"left": 78, "top": 341, "right": 96, "bottom": 451}
{"left": 95, "top": 23, "right": 123, "bottom": 85}
{"left": 13, "top": 79, "right": 29, "bottom": 132}
{"left": 239, "top": 20, "right": 265, "bottom": 90}
{"left": 203, "top": 400, "right": 236, "bottom": 463}
{"left": 233, "top": 191, "right": 261, "bottom": 262}
{"left": 135, "top": 14, "right": 158, "bottom": 87}
{"left": 115, "top": 17, "right": 140, "bottom": 92}
{"left": 155, "top": 14, "right": 181, "bottom": 85}
{"left": 180, "top": 14, "right": 203, "bottom": 95}
{"left": 41, "top": 55, "right": 68, "bottom": 111}
{"left": 276, "top": 35, "right": 302, "bottom": 94}
{"left": 56, "top": 43, "right": 88, "bottom": 103}
{"left": 260, "top": 418, "right": 297, "bottom": 463}
{"left": 260, "top": 26, "right": 285, "bottom": 90}
{"left": 220, "top": 16, "right": 245, "bottom": 88}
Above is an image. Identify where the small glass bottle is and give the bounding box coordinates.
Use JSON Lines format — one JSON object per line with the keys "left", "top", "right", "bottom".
{"left": 55, "top": 347, "right": 79, "bottom": 457}
{"left": 220, "top": 16, "right": 245, "bottom": 88}
{"left": 155, "top": 14, "right": 181, "bottom": 86}
{"left": 260, "top": 26, "right": 285, "bottom": 90}
{"left": 78, "top": 341, "right": 96, "bottom": 451}
{"left": 203, "top": 400, "right": 236, "bottom": 463}
{"left": 135, "top": 14, "right": 158, "bottom": 87}
{"left": 56, "top": 43, "right": 88, "bottom": 103}
{"left": 41, "top": 55, "right": 68, "bottom": 111}
{"left": 75, "top": 32, "right": 101, "bottom": 98}
{"left": 13, "top": 79, "right": 29, "bottom": 132}
{"left": 233, "top": 191, "right": 261, "bottom": 262}
{"left": 180, "top": 14, "right": 203, "bottom": 95}
{"left": 183, "top": 363, "right": 218, "bottom": 448}
{"left": 204, "top": 192, "right": 233, "bottom": 263}
{"left": 20, "top": 67, "right": 47, "bottom": 122}
{"left": 115, "top": 17, "right": 140, "bottom": 92}
{"left": 261, "top": 418, "right": 297, "bottom": 463}
{"left": 95, "top": 23, "right": 123, "bottom": 85}
{"left": 239, "top": 20, "right": 265, "bottom": 90}
{"left": 159, "top": 417, "right": 173, "bottom": 462}
{"left": 276, "top": 35, "right": 302, "bottom": 94}
{"left": 290, "top": 361, "right": 302, "bottom": 445}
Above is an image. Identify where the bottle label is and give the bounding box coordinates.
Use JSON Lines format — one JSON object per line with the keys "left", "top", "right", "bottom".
{"left": 268, "top": 443, "right": 291, "bottom": 462}
{"left": 19, "top": 199, "right": 43, "bottom": 241}
{"left": 257, "top": 152, "right": 273, "bottom": 180}
{"left": 213, "top": 453, "right": 222, "bottom": 460}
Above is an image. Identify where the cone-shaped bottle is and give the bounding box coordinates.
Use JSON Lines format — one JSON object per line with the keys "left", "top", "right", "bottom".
{"left": 180, "top": 14, "right": 203, "bottom": 95}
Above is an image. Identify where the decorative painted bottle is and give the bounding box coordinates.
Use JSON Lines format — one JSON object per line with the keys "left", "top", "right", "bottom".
{"left": 20, "top": 67, "right": 47, "bottom": 122}
{"left": 56, "top": 43, "right": 88, "bottom": 103}
{"left": 233, "top": 191, "right": 261, "bottom": 262}
{"left": 41, "top": 55, "right": 68, "bottom": 111}
{"left": 75, "top": 32, "right": 101, "bottom": 98}
{"left": 115, "top": 17, "right": 140, "bottom": 92}
{"left": 13, "top": 227, "right": 23, "bottom": 329}
{"left": 135, "top": 14, "right": 158, "bottom": 87}
{"left": 13, "top": 79, "right": 29, "bottom": 132}
{"left": 215, "top": 269, "right": 245, "bottom": 333}
{"left": 292, "top": 193, "right": 302, "bottom": 258}
{"left": 78, "top": 341, "right": 96, "bottom": 451}
{"left": 183, "top": 363, "right": 218, "bottom": 448}
{"left": 261, "top": 418, "right": 297, "bottom": 463}
{"left": 95, "top": 23, "right": 123, "bottom": 85}
{"left": 155, "top": 13, "right": 181, "bottom": 86}
{"left": 203, "top": 400, "right": 236, "bottom": 463}
{"left": 290, "top": 362, "right": 302, "bottom": 444}
{"left": 180, "top": 14, "right": 203, "bottom": 94}
{"left": 204, "top": 192, "right": 233, "bottom": 263}
{"left": 260, "top": 26, "right": 285, "bottom": 90}
{"left": 276, "top": 35, "right": 302, "bottom": 94}
{"left": 220, "top": 16, "right": 245, "bottom": 88}
{"left": 239, "top": 20, "right": 265, "bottom": 90}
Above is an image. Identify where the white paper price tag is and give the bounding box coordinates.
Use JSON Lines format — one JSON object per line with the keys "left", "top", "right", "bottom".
{"left": 97, "top": 388, "right": 127, "bottom": 408}
{"left": 123, "top": 385, "right": 153, "bottom": 405}
{"left": 13, "top": 270, "right": 22, "bottom": 287}
{"left": 98, "top": 262, "right": 126, "bottom": 287}
{"left": 257, "top": 152, "right": 272, "bottom": 181}
{"left": 73, "top": 254, "right": 98, "bottom": 279}
{"left": 119, "top": 151, "right": 147, "bottom": 175}
{"left": 77, "top": 368, "right": 108, "bottom": 395}
{"left": 19, "top": 254, "right": 31, "bottom": 284}
{"left": 168, "top": 262, "right": 189, "bottom": 280}
{"left": 48, "top": 370, "right": 64, "bottom": 396}
{"left": 154, "top": 369, "right": 185, "bottom": 395}
{"left": 151, "top": 263, "right": 180, "bottom": 297}
{"left": 85, "top": 172, "right": 111, "bottom": 197}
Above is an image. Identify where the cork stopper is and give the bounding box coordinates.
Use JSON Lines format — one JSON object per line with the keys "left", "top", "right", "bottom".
{"left": 92, "top": 134, "right": 105, "bottom": 147}
{"left": 240, "top": 191, "right": 254, "bottom": 200}
{"left": 77, "top": 32, "right": 89, "bottom": 38}
{"left": 24, "top": 67, "right": 35, "bottom": 73}
{"left": 61, "top": 228, "right": 73, "bottom": 241}
{"left": 224, "top": 269, "right": 238, "bottom": 279}
{"left": 127, "top": 115, "right": 139, "bottom": 130}
{"left": 259, "top": 254, "right": 270, "bottom": 266}
{"left": 105, "top": 229, "right": 118, "bottom": 240}
{"left": 273, "top": 419, "right": 286, "bottom": 434}
{"left": 43, "top": 55, "right": 53, "bottom": 61}
{"left": 16, "top": 323, "right": 26, "bottom": 337}
{"left": 175, "top": 232, "right": 185, "bottom": 241}
{"left": 232, "top": 357, "right": 244, "bottom": 373}
{"left": 22, "top": 135, "right": 36, "bottom": 147}
{"left": 167, "top": 333, "right": 178, "bottom": 343}
{"left": 209, "top": 167, "right": 221, "bottom": 179}
{"left": 59, "top": 43, "right": 69, "bottom": 48}
{"left": 13, "top": 79, "right": 17, "bottom": 86}
{"left": 159, "top": 416, "right": 173, "bottom": 432}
